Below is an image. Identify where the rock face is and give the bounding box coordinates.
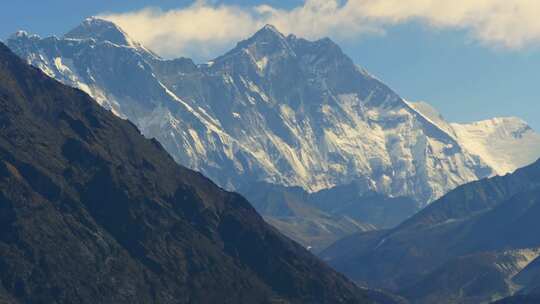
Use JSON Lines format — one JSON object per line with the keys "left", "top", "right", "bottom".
{"left": 7, "top": 17, "right": 503, "bottom": 206}
{"left": 0, "top": 42, "right": 379, "bottom": 304}
{"left": 321, "top": 159, "right": 540, "bottom": 304}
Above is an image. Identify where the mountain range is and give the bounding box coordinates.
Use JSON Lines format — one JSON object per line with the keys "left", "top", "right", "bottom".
{"left": 0, "top": 40, "right": 403, "bottom": 304}
{"left": 6, "top": 17, "right": 540, "bottom": 251}
{"left": 9, "top": 17, "right": 540, "bottom": 203}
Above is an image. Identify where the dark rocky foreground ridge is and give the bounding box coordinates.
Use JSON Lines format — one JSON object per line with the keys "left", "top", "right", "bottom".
{"left": 0, "top": 42, "right": 384, "bottom": 303}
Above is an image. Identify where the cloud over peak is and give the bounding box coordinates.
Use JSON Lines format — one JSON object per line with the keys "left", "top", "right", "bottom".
{"left": 100, "top": 0, "right": 540, "bottom": 59}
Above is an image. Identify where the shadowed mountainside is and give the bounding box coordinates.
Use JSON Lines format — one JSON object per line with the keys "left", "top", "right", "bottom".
{"left": 321, "top": 158, "right": 540, "bottom": 304}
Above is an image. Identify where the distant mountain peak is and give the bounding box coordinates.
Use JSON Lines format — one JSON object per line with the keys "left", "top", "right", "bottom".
{"left": 468, "top": 116, "right": 529, "bottom": 127}
{"left": 64, "top": 16, "right": 135, "bottom": 47}
{"left": 62, "top": 17, "right": 159, "bottom": 59}
{"left": 13, "top": 30, "right": 29, "bottom": 38}
{"left": 259, "top": 24, "right": 282, "bottom": 35}
{"left": 220, "top": 24, "right": 350, "bottom": 71}
{"left": 241, "top": 24, "right": 290, "bottom": 50}
{"left": 215, "top": 24, "right": 295, "bottom": 69}
{"left": 8, "top": 30, "right": 40, "bottom": 41}
{"left": 409, "top": 102, "right": 540, "bottom": 176}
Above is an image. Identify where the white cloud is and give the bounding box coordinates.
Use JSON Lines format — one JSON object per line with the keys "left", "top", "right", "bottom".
{"left": 100, "top": 1, "right": 261, "bottom": 58}
{"left": 354, "top": 0, "right": 540, "bottom": 49}
{"left": 100, "top": 0, "right": 540, "bottom": 59}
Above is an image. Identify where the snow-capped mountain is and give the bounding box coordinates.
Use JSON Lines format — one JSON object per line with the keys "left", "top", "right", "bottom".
{"left": 409, "top": 101, "right": 540, "bottom": 175}
{"left": 7, "top": 17, "right": 536, "bottom": 207}
{"left": 452, "top": 118, "right": 540, "bottom": 175}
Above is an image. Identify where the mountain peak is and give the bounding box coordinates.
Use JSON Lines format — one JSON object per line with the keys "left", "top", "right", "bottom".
{"left": 13, "top": 30, "right": 28, "bottom": 38}
{"left": 8, "top": 30, "right": 40, "bottom": 42}
{"left": 259, "top": 24, "right": 281, "bottom": 34}
{"left": 247, "top": 24, "right": 288, "bottom": 45}
{"left": 217, "top": 23, "right": 294, "bottom": 65}
{"left": 64, "top": 16, "right": 135, "bottom": 47}
{"left": 475, "top": 116, "right": 528, "bottom": 127}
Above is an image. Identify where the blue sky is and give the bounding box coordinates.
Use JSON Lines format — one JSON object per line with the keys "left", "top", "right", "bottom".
{"left": 1, "top": 0, "right": 539, "bottom": 130}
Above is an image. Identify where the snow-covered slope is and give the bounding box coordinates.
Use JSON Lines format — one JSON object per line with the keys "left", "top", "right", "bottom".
{"left": 409, "top": 101, "right": 540, "bottom": 175}
{"left": 7, "top": 18, "right": 499, "bottom": 206}
{"left": 451, "top": 118, "right": 540, "bottom": 175}
{"left": 406, "top": 101, "right": 456, "bottom": 137}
